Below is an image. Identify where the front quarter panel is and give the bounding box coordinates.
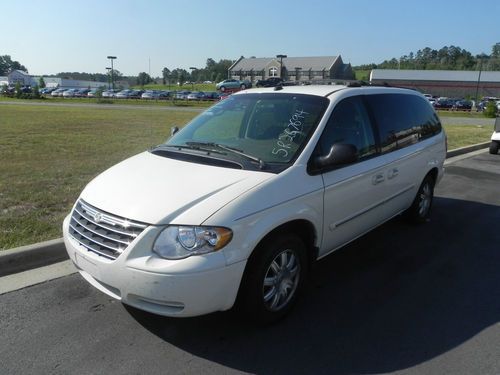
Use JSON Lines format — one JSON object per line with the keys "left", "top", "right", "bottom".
{"left": 203, "top": 165, "right": 324, "bottom": 265}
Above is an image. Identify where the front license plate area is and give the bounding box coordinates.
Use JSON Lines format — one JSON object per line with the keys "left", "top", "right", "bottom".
{"left": 75, "top": 253, "right": 101, "bottom": 280}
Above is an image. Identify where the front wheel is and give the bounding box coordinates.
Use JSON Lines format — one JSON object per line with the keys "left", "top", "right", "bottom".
{"left": 240, "top": 83, "right": 246, "bottom": 89}
{"left": 219, "top": 86, "right": 226, "bottom": 92}
{"left": 489, "top": 141, "right": 499, "bottom": 155}
{"left": 237, "top": 233, "right": 307, "bottom": 323}
{"left": 405, "top": 174, "right": 435, "bottom": 223}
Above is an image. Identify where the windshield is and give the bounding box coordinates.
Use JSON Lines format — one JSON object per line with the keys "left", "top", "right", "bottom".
{"left": 162, "top": 93, "right": 328, "bottom": 169}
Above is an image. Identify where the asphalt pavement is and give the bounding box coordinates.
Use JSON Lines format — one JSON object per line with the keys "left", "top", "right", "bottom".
{"left": 0, "top": 151, "right": 499, "bottom": 375}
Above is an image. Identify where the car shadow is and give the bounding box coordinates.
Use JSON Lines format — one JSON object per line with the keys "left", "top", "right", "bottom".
{"left": 125, "top": 197, "right": 500, "bottom": 374}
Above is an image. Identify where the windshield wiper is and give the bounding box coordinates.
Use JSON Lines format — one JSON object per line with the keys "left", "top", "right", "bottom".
{"left": 186, "top": 142, "right": 267, "bottom": 169}
{"left": 155, "top": 143, "right": 226, "bottom": 155}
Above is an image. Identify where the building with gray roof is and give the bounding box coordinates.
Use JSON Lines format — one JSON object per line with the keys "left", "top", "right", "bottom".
{"left": 229, "top": 55, "right": 354, "bottom": 83}
{"left": 370, "top": 69, "right": 500, "bottom": 98}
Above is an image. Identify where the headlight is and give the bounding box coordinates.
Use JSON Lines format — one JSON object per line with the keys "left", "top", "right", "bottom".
{"left": 153, "top": 225, "right": 233, "bottom": 260}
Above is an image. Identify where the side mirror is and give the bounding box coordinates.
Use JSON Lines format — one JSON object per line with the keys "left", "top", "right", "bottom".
{"left": 171, "top": 126, "right": 179, "bottom": 136}
{"left": 313, "top": 143, "right": 358, "bottom": 169}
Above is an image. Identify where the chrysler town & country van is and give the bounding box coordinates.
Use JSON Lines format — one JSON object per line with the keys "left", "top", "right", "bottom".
{"left": 63, "top": 84, "right": 446, "bottom": 322}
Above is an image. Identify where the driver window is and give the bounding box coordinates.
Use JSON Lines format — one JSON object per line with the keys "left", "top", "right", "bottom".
{"left": 318, "top": 96, "right": 376, "bottom": 161}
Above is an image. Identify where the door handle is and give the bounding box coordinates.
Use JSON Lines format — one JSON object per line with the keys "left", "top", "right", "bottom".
{"left": 388, "top": 168, "right": 399, "bottom": 179}
{"left": 372, "top": 174, "right": 385, "bottom": 185}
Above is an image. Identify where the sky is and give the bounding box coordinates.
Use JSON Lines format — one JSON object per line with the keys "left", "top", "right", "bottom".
{"left": 2, "top": 0, "right": 499, "bottom": 77}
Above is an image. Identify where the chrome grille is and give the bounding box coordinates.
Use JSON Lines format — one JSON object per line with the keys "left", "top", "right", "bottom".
{"left": 69, "top": 200, "right": 148, "bottom": 260}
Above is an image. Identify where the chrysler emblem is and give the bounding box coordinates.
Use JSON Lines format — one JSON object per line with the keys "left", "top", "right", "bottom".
{"left": 94, "top": 212, "right": 102, "bottom": 223}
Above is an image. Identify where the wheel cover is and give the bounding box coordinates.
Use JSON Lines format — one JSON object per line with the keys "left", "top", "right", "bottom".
{"left": 262, "top": 249, "right": 300, "bottom": 312}
{"left": 418, "top": 182, "right": 432, "bottom": 217}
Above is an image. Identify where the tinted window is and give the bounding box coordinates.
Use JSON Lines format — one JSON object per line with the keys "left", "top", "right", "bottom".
{"left": 365, "top": 93, "right": 441, "bottom": 153}
{"left": 317, "top": 96, "right": 377, "bottom": 161}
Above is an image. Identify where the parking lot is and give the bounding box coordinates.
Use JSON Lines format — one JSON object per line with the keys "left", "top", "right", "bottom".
{"left": 0, "top": 151, "right": 499, "bottom": 375}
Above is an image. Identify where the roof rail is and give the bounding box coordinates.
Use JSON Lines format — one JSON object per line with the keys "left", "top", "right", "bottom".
{"left": 347, "top": 80, "right": 391, "bottom": 88}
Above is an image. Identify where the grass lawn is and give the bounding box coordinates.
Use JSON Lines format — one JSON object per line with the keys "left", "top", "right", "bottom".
{"left": 0, "top": 104, "right": 196, "bottom": 250}
{"left": 0, "top": 103, "right": 494, "bottom": 250}
{"left": 443, "top": 124, "right": 492, "bottom": 150}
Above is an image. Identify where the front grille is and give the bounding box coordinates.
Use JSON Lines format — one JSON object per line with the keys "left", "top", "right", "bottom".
{"left": 69, "top": 200, "right": 148, "bottom": 260}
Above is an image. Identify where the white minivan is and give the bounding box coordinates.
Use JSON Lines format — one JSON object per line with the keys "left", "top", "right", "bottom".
{"left": 63, "top": 84, "right": 446, "bottom": 322}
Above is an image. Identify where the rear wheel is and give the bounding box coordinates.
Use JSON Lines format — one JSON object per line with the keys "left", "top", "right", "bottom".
{"left": 240, "top": 83, "right": 246, "bottom": 89}
{"left": 237, "top": 233, "right": 307, "bottom": 323}
{"left": 489, "top": 141, "right": 499, "bottom": 155}
{"left": 219, "top": 86, "right": 226, "bottom": 92}
{"left": 405, "top": 174, "right": 435, "bottom": 223}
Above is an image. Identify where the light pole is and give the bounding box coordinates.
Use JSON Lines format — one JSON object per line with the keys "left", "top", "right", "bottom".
{"left": 474, "top": 55, "right": 486, "bottom": 105}
{"left": 105, "top": 67, "right": 111, "bottom": 89}
{"left": 107, "top": 56, "right": 117, "bottom": 90}
{"left": 276, "top": 54, "right": 287, "bottom": 78}
{"left": 189, "top": 67, "right": 197, "bottom": 90}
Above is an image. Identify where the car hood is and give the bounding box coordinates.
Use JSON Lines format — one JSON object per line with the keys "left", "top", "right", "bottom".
{"left": 80, "top": 151, "right": 274, "bottom": 225}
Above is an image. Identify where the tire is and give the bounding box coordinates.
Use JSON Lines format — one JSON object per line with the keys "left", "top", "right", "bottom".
{"left": 405, "top": 174, "right": 435, "bottom": 224}
{"left": 489, "top": 141, "right": 499, "bottom": 155}
{"left": 237, "top": 233, "right": 307, "bottom": 323}
{"left": 219, "top": 86, "right": 226, "bottom": 92}
{"left": 240, "top": 83, "right": 246, "bottom": 89}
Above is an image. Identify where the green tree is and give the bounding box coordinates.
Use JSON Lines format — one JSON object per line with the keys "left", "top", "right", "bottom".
{"left": 38, "top": 77, "right": 46, "bottom": 88}
{"left": 491, "top": 43, "right": 500, "bottom": 58}
{"left": 484, "top": 102, "right": 497, "bottom": 118}
{"left": 162, "top": 67, "right": 171, "bottom": 85}
{"left": 137, "top": 72, "right": 152, "bottom": 86}
{"left": 0, "top": 55, "right": 28, "bottom": 75}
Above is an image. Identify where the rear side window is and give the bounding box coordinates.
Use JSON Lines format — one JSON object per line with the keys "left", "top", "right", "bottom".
{"left": 365, "top": 94, "right": 441, "bottom": 153}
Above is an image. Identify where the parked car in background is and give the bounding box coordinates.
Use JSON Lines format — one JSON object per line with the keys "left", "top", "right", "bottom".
{"left": 203, "top": 91, "right": 220, "bottom": 100}
{"left": 141, "top": 90, "right": 160, "bottom": 99}
{"left": 454, "top": 99, "right": 472, "bottom": 111}
{"left": 158, "top": 90, "right": 172, "bottom": 99}
{"left": 130, "top": 90, "right": 144, "bottom": 99}
{"left": 187, "top": 91, "right": 206, "bottom": 101}
{"left": 256, "top": 77, "right": 284, "bottom": 87}
{"left": 51, "top": 88, "right": 67, "bottom": 97}
{"left": 102, "top": 89, "right": 120, "bottom": 98}
{"left": 216, "top": 79, "right": 251, "bottom": 92}
{"left": 434, "top": 98, "right": 455, "bottom": 110}
{"left": 175, "top": 90, "right": 191, "bottom": 99}
{"left": 87, "top": 89, "right": 100, "bottom": 98}
{"left": 116, "top": 89, "right": 132, "bottom": 99}
{"left": 62, "top": 89, "right": 79, "bottom": 97}
{"left": 74, "top": 88, "right": 91, "bottom": 97}
{"left": 40, "top": 87, "right": 56, "bottom": 95}
{"left": 476, "top": 97, "right": 499, "bottom": 112}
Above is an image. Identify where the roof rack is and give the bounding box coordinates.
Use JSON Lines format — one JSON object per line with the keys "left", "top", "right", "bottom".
{"left": 346, "top": 81, "right": 417, "bottom": 91}
{"left": 347, "top": 81, "right": 391, "bottom": 88}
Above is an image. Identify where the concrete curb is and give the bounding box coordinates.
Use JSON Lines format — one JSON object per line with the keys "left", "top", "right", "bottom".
{"left": 0, "top": 141, "right": 491, "bottom": 278}
{"left": 446, "top": 141, "right": 490, "bottom": 158}
{"left": 0, "top": 238, "right": 67, "bottom": 277}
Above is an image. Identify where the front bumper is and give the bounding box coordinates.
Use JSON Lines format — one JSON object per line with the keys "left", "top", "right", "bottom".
{"left": 63, "top": 215, "right": 246, "bottom": 317}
